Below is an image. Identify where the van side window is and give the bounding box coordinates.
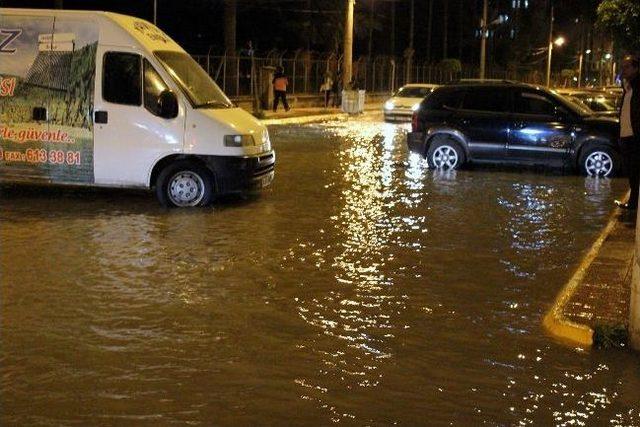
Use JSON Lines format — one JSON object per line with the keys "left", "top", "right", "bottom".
{"left": 144, "top": 59, "right": 170, "bottom": 116}
{"left": 103, "top": 52, "right": 141, "bottom": 105}
{"left": 515, "top": 91, "right": 556, "bottom": 116}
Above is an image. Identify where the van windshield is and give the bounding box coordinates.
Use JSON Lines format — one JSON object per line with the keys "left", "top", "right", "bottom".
{"left": 154, "top": 51, "right": 233, "bottom": 109}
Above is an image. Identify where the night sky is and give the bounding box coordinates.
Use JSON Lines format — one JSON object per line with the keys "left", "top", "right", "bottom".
{"left": 1, "top": 0, "right": 596, "bottom": 69}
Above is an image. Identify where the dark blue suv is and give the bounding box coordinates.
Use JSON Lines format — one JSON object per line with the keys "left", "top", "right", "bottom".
{"left": 407, "top": 81, "right": 621, "bottom": 177}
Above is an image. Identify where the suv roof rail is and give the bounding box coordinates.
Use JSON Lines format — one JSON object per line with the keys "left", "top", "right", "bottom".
{"left": 444, "top": 78, "right": 524, "bottom": 85}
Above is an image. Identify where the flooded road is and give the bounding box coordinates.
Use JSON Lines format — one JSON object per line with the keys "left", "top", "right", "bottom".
{"left": 2, "top": 115, "right": 639, "bottom": 425}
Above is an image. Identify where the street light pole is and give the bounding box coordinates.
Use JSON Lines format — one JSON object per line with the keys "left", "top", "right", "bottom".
{"left": 479, "top": 0, "right": 488, "bottom": 79}
{"left": 577, "top": 51, "right": 583, "bottom": 88}
{"left": 343, "top": 0, "right": 355, "bottom": 88}
{"left": 546, "top": 4, "right": 554, "bottom": 87}
{"left": 153, "top": 0, "right": 157, "bottom": 25}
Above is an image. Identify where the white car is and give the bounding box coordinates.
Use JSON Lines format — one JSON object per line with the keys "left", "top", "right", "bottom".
{"left": 383, "top": 84, "right": 438, "bottom": 122}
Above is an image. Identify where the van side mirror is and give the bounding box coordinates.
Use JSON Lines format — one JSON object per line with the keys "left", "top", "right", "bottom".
{"left": 158, "top": 90, "right": 178, "bottom": 119}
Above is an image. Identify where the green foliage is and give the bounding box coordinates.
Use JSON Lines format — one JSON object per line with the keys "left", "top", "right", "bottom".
{"left": 596, "top": 0, "right": 640, "bottom": 52}
{"left": 437, "top": 58, "right": 462, "bottom": 73}
{"left": 593, "top": 324, "right": 628, "bottom": 349}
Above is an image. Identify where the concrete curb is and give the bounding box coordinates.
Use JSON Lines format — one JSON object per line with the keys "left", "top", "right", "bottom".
{"left": 542, "top": 194, "right": 628, "bottom": 347}
{"left": 261, "top": 112, "right": 349, "bottom": 126}
{"left": 260, "top": 109, "right": 380, "bottom": 126}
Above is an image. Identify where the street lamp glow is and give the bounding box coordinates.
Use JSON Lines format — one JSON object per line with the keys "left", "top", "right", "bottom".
{"left": 554, "top": 37, "right": 565, "bottom": 47}
{"left": 605, "top": 53, "right": 612, "bottom": 60}
{"left": 585, "top": 49, "right": 592, "bottom": 54}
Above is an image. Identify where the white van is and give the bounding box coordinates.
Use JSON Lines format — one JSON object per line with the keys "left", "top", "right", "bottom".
{"left": 0, "top": 8, "right": 275, "bottom": 207}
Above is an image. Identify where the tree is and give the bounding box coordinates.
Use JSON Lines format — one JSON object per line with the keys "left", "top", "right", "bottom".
{"left": 596, "top": 0, "right": 640, "bottom": 52}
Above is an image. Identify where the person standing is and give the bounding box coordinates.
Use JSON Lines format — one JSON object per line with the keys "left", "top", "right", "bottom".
{"left": 319, "top": 73, "right": 333, "bottom": 109}
{"left": 616, "top": 55, "right": 640, "bottom": 210}
{"left": 272, "top": 66, "right": 290, "bottom": 112}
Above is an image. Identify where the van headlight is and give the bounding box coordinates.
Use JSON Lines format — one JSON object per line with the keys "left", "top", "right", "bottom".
{"left": 224, "top": 134, "right": 255, "bottom": 147}
{"left": 384, "top": 100, "right": 395, "bottom": 110}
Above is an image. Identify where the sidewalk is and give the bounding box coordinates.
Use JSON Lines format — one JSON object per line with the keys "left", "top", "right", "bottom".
{"left": 257, "top": 103, "right": 382, "bottom": 125}
{"left": 543, "top": 195, "right": 635, "bottom": 349}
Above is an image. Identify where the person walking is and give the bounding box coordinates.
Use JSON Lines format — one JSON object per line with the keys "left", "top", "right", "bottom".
{"left": 319, "top": 73, "right": 333, "bottom": 108}
{"left": 616, "top": 55, "right": 640, "bottom": 210}
{"left": 272, "top": 66, "right": 290, "bottom": 112}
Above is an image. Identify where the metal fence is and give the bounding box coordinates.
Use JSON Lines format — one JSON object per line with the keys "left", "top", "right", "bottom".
{"left": 192, "top": 52, "right": 564, "bottom": 99}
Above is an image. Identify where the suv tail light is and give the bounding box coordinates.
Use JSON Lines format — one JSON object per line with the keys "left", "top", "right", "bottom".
{"left": 411, "top": 111, "right": 419, "bottom": 132}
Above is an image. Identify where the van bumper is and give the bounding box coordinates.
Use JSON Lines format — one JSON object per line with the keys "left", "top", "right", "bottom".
{"left": 201, "top": 150, "right": 275, "bottom": 194}
{"left": 407, "top": 132, "right": 426, "bottom": 155}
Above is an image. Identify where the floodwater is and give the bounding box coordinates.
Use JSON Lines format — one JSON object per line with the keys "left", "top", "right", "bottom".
{"left": 1, "top": 115, "right": 639, "bottom": 425}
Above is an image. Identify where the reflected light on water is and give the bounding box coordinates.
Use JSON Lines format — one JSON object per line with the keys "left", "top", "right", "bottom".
{"left": 293, "top": 120, "right": 409, "bottom": 420}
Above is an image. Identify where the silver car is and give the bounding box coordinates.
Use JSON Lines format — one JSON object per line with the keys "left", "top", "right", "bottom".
{"left": 383, "top": 84, "right": 438, "bottom": 122}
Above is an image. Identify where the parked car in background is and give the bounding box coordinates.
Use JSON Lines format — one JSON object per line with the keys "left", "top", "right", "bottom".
{"left": 555, "top": 89, "right": 619, "bottom": 117}
{"left": 383, "top": 84, "right": 438, "bottom": 122}
{"left": 407, "top": 81, "right": 621, "bottom": 177}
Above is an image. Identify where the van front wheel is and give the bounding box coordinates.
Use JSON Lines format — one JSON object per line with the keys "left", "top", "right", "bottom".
{"left": 156, "top": 161, "right": 214, "bottom": 207}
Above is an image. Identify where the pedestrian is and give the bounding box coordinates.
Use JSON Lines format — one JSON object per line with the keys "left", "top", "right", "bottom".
{"left": 319, "top": 72, "right": 333, "bottom": 108}
{"left": 615, "top": 54, "right": 640, "bottom": 210}
{"left": 272, "top": 66, "right": 290, "bottom": 112}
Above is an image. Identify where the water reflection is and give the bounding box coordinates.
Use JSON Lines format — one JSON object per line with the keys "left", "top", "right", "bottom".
{"left": 292, "top": 120, "right": 406, "bottom": 420}
{"left": 2, "top": 116, "right": 638, "bottom": 425}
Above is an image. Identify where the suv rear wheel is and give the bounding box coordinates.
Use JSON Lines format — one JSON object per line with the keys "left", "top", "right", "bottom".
{"left": 426, "top": 136, "right": 465, "bottom": 170}
{"left": 579, "top": 146, "right": 618, "bottom": 177}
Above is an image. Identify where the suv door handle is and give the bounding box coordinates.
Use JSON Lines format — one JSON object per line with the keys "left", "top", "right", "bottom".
{"left": 94, "top": 110, "right": 108, "bottom": 124}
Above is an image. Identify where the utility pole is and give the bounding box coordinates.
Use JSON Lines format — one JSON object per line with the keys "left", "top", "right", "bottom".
{"left": 391, "top": 0, "right": 395, "bottom": 56}
{"left": 343, "top": 0, "right": 355, "bottom": 88}
{"left": 368, "top": 0, "right": 375, "bottom": 58}
{"left": 577, "top": 52, "right": 583, "bottom": 88}
{"left": 427, "top": 0, "right": 433, "bottom": 63}
{"left": 457, "top": 0, "right": 463, "bottom": 60}
{"left": 153, "top": 0, "right": 157, "bottom": 25}
{"left": 546, "top": 3, "right": 554, "bottom": 87}
{"left": 409, "top": 0, "right": 414, "bottom": 51}
{"left": 479, "top": 0, "right": 488, "bottom": 79}
{"left": 443, "top": 0, "right": 448, "bottom": 59}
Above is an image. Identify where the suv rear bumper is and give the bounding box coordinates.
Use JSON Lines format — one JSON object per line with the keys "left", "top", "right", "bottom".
{"left": 407, "top": 132, "right": 426, "bottom": 155}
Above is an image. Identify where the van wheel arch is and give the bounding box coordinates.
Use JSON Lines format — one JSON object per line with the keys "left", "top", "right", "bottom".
{"left": 150, "top": 155, "right": 216, "bottom": 190}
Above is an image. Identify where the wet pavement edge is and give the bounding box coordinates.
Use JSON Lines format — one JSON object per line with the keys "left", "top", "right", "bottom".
{"left": 543, "top": 190, "right": 634, "bottom": 348}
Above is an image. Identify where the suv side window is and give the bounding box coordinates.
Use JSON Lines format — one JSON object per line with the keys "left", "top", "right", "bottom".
{"left": 515, "top": 91, "right": 557, "bottom": 116}
{"left": 423, "top": 89, "right": 465, "bottom": 111}
{"left": 103, "top": 52, "right": 142, "bottom": 105}
{"left": 461, "top": 87, "right": 511, "bottom": 112}
{"left": 143, "top": 59, "right": 170, "bottom": 116}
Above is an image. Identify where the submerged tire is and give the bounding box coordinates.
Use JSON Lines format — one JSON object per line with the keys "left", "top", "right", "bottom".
{"left": 426, "top": 136, "right": 465, "bottom": 170}
{"left": 156, "top": 161, "right": 214, "bottom": 207}
{"left": 579, "top": 146, "right": 619, "bottom": 178}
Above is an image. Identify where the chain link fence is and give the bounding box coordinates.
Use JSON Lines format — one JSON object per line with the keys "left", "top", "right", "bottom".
{"left": 192, "top": 52, "right": 566, "bottom": 100}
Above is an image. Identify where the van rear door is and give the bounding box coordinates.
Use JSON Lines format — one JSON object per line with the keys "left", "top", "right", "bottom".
{"left": 0, "top": 13, "right": 54, "bottom": 181}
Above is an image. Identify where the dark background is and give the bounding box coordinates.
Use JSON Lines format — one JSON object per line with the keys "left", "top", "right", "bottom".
{"left": 1, "top": 0, "right": 599, "bottom": 69}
